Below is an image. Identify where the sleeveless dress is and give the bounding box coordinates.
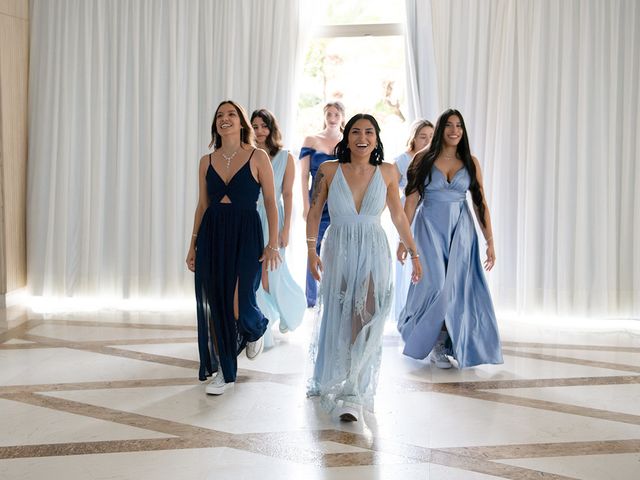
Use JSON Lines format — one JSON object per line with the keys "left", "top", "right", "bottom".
{"left": 397, "top": 166, "right": 503, "bottom": 368}
{"left": 392, "top": 151, "right": 413, "bottom": 321}
{"left": 300, "top": 147, "right": 335, "bottom": 307}
{"left": 256, "top": 150, "right": 306, "bottom": 348}
{"left": 195, "top": 150, "right": 268, "bottom": 382}
{"left": 307, "top": 165, "right": 392, "bottom": 414}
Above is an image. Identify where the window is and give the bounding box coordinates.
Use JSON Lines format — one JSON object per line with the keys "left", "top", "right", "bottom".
{"left": 296, "top": 1, "right": 409, "bottom": 157}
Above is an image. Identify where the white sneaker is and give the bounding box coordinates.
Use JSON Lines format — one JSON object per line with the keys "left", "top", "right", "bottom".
{"left": 246, "top": 336, "right": 264, "bottom": 360}
{"left": 278, "top": 321, "right": 289, "bottom": 334}
{"left": 430, "top": 343, "right": 452, "bottom": 369}
{"left": 337, "top": 404, "right": 359, "bottom": 422}
{"left": 205, "top": 372, "right": 234, "bottom": 395}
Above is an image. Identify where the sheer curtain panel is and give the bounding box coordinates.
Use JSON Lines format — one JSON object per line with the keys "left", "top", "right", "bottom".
{"left": 28, "top": 0, "right": 304, "bottom": 299}
{"left": 405, "top": 0, "right": 640, "bottom": 317}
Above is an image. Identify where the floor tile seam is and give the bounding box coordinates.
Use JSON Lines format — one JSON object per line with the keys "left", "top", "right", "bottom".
{"left": 432, "top": 375, "right": 640, "bottom": 391}
{"left": 0, "top": 320, "right": 44, "bottom": 343}
{"left": 96, "top": 345, "right": 200, "bottom": 369}
{"left": 0, "top": 377, "right": 201, "bottom": 395}
{"left": 502, "top": 348, "right": 640, "bottom": 373}
{"left": 235, "top": 429, "right": 436, "bottom": 464}
{"left": 502, "top": 341, "right": 640, "bottom": 353}
{"left": 437, "top": 438, "right": 640, "bottom": 460}
{"left": 3, "top": 392, "right": 228, "bottom": 439}
{"left": 454, "top": 389, "right": 640, "bottom": 425}
{"left": 428, "top": 449, "right": 578, "bottom": 480}
{"left": 0, "top": 437, "right": 214, "bottom": 460}
{"left": 36, "top": 319, "right": 197, "bottom": 331}
{"left": 0, "top": 337, "right": 198, "bottom": 350}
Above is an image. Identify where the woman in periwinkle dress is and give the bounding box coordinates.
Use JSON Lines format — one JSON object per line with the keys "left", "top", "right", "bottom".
{"left": 251, "top": 109, "right": 306, "bottom": 348}
{"left": 306, "top": 114, "right": 422, "bottom": 422}
{"left": 397, "top": 109, "right": 503, "bottom": 369}
{"left": 392, "top": 119, "right": 434, "bottom": 321}
{"left": 299, "top": 102, "right": 345, "bottom": 307}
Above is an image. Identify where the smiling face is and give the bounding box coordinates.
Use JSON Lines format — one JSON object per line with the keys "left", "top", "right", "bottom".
{"left": 251, "top": 116, "right": 270, "bottom": 146}
{"left": 442, "top": 114, "right": 464, "bottom": 148}
{"left": 348, "top": 118, "right": 377, "bottom": 158}
{"left": 215, "top": 103, "right": 242, "bottom": 138}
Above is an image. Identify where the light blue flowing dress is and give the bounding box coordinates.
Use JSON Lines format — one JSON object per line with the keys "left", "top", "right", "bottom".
{"left": 397, "top": 166, "right": 503, "bottom": 368}
{"left": 256, "top": 150, "right": 306, "bottom": 348}
{"left": 308, "top": 165, "right": 392, "bottom": 413}
{"left": 393, "top": 151, "right": 413, "bottom": 321}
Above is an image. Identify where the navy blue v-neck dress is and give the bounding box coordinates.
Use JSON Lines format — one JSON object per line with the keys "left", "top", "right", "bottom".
{"left": 195, "top": 149, "right": 268, "bottom": 382}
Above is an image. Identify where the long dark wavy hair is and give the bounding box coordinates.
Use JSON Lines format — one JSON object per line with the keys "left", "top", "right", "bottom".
{"left": 405, "top": 109, "right": 487, "bottom": 227}
{"left": 250, "top": 108, "right": 283, "bottom": 157}
{"left": 334, "top": 114, "right": 384, "bottom": 166}
{"left": 209, "top": 100, "right": 255, "bottom": 149}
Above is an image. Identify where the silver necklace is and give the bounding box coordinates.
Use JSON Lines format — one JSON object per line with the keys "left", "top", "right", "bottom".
{"left": 221, "top": 149, "right": 238, "bottom": 169}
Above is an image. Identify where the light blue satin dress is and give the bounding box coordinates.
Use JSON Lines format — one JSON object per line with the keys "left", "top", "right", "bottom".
{"left": 256, "top": 150, "right": 306, "bottom": 348}
{"left": 308, "top": 165, "right": 392, "bottom": 413}
{"left": 397, "top": 166, "right": 503, "bottom": 368}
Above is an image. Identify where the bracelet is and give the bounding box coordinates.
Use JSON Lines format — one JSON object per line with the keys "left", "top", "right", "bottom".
{"left": 266, "top": 244, "right": 279, "bottom": 252}
{"left": 192, "top": 234, "right": 197, "bottom": 238}
{"left": 410, "top": 254, "right": 420, "bottom": 259}
{"left": 485, "top": 236, "right": 493, "bottom": 244}
{"left": 306, "top": 237, "right": 317, "bottom": 243}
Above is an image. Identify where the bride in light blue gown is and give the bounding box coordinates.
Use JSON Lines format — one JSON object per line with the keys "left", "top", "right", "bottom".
{"left": 306, "top": 114, "right": 422, "bottom": 422}
{"left": 251, "top": 109, "right": 306, "bottom": 348}
{"left": 397, "top": 109, "right": 503, "bottom": 369}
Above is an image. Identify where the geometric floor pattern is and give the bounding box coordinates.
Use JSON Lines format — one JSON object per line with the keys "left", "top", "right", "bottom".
{"left": 1, "top": 305, "right": 639, "bottom": 479}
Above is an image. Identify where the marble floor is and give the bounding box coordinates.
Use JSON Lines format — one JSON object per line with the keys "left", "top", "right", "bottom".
{"left": 1, "top": 304, "right": 639, "bottom": 479}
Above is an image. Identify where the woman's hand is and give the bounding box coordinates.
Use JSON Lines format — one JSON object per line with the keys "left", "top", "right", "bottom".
{"left": 308, "top": 250, "right": 323, "bottom": 281}
{"left": 484, "top": 243, "right": 496, "bottom": 271}
{"left": 186, "top": 247, "right": 196, "bottom": 272}
{"left": 411, "top": 256, "right": 423, "bottom": 283}
{"left": 260, "top": 246, "right": 282, "bottom": 271}
{"left": 279, "top": 229, "right": 290, "bottom": 248}
{"left": 396, "top": 242, "right": 408, "bottom": 264}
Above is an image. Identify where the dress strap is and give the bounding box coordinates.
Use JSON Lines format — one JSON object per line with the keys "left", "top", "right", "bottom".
{"left": 209, "top": 153, "right": 213, "bottom": 167}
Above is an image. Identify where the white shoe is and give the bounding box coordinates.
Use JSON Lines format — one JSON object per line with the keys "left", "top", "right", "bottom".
{"left": 246, "top": 336, "right": 264, "bottom": 360}
{"left": 337, "top": 404, "right": 359, "bottom": 422}
{"left": 205, "top": 372, "right": 234, "bottom": 395}
{"left": 430, "top": 343, "right": 452, "bottom": 369}
{"left": 278, "top": 321, "right": 289, "bottom": 334}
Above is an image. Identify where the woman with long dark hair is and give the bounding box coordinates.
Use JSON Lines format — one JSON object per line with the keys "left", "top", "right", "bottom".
{"left": 186, "top": 100, "right": 281, "bottom": 395}
{"left": 397, "top": 109, "right": 502, "bottom": 369}
{"left": 306, "top": 114, "right": 422, "bottom": 422}
{"left": 251, "top": 108, "right": 306, "bottom": 347}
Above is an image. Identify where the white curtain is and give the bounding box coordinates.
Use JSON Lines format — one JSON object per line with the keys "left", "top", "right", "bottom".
{"left": 28, "top": 0, "right": 305, "bottom": 299}
{"left": 405, "top": 0, "right": 640, "bottom": 318}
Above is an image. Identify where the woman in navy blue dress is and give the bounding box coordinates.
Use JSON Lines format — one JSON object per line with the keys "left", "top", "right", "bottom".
{"left": 299, "top": 101, "right": 345, "bottom": 307}
{"left": 186, "top": 100, "right": 281, "bottom": 395}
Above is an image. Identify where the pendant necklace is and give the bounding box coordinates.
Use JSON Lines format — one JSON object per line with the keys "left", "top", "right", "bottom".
{"left": 221, "top": 149, "right": 238, "bottom": 169}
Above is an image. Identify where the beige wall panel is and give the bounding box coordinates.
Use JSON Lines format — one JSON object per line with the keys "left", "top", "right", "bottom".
{"left": 0, "top": 13, "right": 29, "bottom": 294}
{"left": 0, "top": 0, "right": 17, "bottom": 17}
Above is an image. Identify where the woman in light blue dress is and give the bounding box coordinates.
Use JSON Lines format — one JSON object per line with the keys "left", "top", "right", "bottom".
{"left": 397, "top": 109, "right": 503, "bottom": 369}
{"left": 392, "top": 119, "right": 434, "bottom": 321}
{"left": 306, "top": 114, "right": 422, "bottom": 422}
{"left": 251, "top": 109, "right": 306, "bottom": 348}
